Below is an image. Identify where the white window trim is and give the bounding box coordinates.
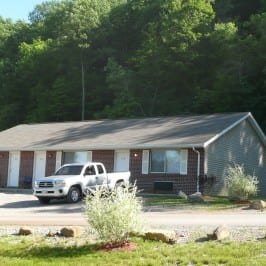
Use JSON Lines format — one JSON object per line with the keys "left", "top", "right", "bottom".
{"left": 180, "top": 149, "right": 188, "bottom": 175}
{"left": 142, "top": 150, "right": 150, "bottom": 174}
{"left": 55, "top": 151, "right": 62, "bottom": 171}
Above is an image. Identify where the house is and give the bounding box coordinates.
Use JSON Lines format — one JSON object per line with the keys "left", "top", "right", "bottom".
{"left": 0, "top": 112, "right": 265, "bottom": 195}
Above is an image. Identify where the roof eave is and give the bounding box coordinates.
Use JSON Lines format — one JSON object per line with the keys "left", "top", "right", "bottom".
{"left": 203, "top": 112, "right": 266, "bottom": 148}
{"left": 33, "top": 143, "right": 205, "bottom": 150}
{"left": 247, "top": 113, "right": 266, "bottom": 147}
{"left": 0, "top": 143, "right": 205, "bottom": 151}
{"left": 203, "top": 112, "right": 250, "bottom": 147}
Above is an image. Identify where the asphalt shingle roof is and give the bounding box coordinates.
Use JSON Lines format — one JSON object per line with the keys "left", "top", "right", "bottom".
{"left": 0, "top": 112, "right": 256, "bottom": 151}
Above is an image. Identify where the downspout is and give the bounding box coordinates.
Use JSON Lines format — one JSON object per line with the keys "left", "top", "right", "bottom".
{"left": 193, "top": 147, "right": 200, "bottom": 193}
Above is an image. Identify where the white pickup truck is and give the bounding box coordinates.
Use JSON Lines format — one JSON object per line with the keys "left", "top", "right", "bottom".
{"left": 33, "top": 162, "right": 130, "bottom": 204}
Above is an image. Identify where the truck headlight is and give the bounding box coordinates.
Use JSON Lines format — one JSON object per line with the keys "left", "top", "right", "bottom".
{"left": 54, "top": 180, "right": 66, "bottom": 187}
{"left": 34, "top": 181, "right": 39, "bottom": 187}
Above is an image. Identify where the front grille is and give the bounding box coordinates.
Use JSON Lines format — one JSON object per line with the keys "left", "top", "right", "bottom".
{"left": 38, "top": 181, "right": 54, "bottom": 188}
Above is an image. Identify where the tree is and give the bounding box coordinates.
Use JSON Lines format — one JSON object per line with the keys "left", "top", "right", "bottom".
{"left": 0, "top": 19, "right": 32, "bottom": 129}
{"left": 130, "top": 0, "right": 215, "bottom": 116}
{"left": 214, "top": 0, "right": 263, "bottom": 22}
{"left": 0, "top": 0, "right": 266, "bottom": 132}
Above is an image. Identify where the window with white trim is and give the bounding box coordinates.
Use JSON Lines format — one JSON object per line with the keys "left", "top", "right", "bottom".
{"left": 150, "top": 149, "right": 187, "bottom": 174}
{"left": 63, "top": 151, "right": 92, "bottom": 164}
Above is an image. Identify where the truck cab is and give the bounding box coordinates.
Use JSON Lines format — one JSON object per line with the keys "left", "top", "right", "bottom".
{"left": 33, "top": 162, "right": 130, "bottom": 204}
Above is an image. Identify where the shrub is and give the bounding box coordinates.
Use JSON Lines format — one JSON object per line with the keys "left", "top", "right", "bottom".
{"left": 85, "top": 184, "right": 143, "bottom": 244}
{"left": 225, "top": 164, "right": 259, "bottom": 200}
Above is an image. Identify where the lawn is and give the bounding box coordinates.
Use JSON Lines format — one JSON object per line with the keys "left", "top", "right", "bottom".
{"left": 141, "top": 194, "right": 261, "bottom": 210}
{"left": 1, "top": 234, "right": 266, "bottom": 266}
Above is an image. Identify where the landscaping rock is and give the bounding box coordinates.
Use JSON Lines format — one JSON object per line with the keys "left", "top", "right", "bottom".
{"left": 207, "top": 225, "right": 230, "bottom": 241}
{"left": 18, "top": 227, "right": 33, "bottom": 236}
{"left": 188, "top": 192, "right": 204, "bottom": 203}
{"left": 178, "top": 190, "right": 188, "bottom": 200}
{"left": 47, "top": 230, "right": 60, "bottom": 237}
{"left": 144, "top": 231, "right": 177, "bottom": 244}
{"left": 60, "top": 227, "right": 83, "bottom": 237}
{"left": 250, "top": 200, "right": 266, "bottom": 210}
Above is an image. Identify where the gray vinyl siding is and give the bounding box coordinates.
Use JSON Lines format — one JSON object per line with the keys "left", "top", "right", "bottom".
{"left": 205, "top": 119, "right": 266, "bottom": 196}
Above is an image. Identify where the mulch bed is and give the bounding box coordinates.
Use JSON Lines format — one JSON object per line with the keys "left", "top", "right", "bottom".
{"left": 98, "top": 241, "right": 138, "bottom": 252}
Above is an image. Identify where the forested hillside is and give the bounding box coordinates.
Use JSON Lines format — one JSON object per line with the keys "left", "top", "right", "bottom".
{"left": 0, "top": 0, "right": 266, "bottom": 131}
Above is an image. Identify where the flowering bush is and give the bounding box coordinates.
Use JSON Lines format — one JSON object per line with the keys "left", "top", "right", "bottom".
{"left": 85, "top": 184, "right": 143, "bottom": 244}
{"left": 225, "top": 164, "right": 259, "bottom": 200}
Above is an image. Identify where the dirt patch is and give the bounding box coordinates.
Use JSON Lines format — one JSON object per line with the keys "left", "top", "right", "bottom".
{"left": 98, "top": 241, "right": 138, "bottom": 252}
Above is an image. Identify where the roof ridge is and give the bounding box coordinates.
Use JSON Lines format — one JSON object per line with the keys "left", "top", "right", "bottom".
{"left": 11, "top": 112, "right": 250, "bottom": 127}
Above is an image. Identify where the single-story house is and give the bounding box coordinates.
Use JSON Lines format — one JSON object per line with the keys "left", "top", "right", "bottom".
{"left": 0, "top": 112, "right": 265, "bottom": 195}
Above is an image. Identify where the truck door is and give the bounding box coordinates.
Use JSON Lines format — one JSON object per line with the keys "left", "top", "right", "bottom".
{"left": 84, "top": 165, "right": 97, "bottom": 186}
{"left": 95, "top": 164, "right": 106, "bottom": 185}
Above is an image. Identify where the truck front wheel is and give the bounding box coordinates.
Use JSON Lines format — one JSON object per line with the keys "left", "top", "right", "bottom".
{"left": 67, "top": 186, "right": 81, "bottom": 203}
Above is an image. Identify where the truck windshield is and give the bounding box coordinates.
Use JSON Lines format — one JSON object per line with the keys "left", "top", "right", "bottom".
{"left": 55, "top": 165, "right": 83, "bottom": 175}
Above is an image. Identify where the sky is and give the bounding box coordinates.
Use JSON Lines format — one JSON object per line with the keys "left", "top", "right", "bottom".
{"left": 0, "top": 0, "right": 47, "bottom": 22}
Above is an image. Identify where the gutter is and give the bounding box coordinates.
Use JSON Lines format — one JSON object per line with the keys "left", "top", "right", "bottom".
{"left": 193, "top": 147, "right": 200, "bottom": 193}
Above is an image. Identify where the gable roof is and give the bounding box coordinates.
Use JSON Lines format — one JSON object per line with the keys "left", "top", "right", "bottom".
{"left": 0, "top": 112, "right": 264, "bottom": 151}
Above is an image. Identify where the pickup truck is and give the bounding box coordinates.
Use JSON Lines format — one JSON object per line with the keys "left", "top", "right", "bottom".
{"left": 33, "top": 162, "right": 130, "bottom": 204}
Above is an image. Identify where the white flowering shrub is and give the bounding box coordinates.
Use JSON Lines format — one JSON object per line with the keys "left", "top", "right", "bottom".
{"left": 225, "top": 164, "right": 259, "bottom": 199}
{"left": 85, "top": 184, "right": 143, "bottom": 244}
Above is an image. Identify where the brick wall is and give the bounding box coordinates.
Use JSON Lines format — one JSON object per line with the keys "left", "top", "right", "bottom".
{"left": 1, "top": 148, "right": 205, "bottom": 194}
{"left": 129, "top": 148, "right": 205, "bottom": 195}
{"left": 0, "top": 152, "right": 9, "bottom": 187}
{"left": 19, "top": 151, "right": 34, "bottom": 188}
{"left": 92, "top": 150, "right": 114, "bottom": 172}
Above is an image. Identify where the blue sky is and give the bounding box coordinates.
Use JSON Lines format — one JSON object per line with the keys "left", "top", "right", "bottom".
{"left": 0, "top": 0, "right": 47, "bottom": 21}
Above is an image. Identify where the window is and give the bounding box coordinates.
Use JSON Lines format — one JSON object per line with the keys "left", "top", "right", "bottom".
{"left": 150, "top": 150, "right": 184, "bottom": 173}
{"left": 63, "top": 151, "right": 91, "bottom": 164}
{"left": 97, "top": 164, "right": 104, "bottom": 174}
{"left": 85, "top": 166, "right": 96, "bottom": 175}
{"left": 55, "top": 165, "right": 83, "bottom": 175}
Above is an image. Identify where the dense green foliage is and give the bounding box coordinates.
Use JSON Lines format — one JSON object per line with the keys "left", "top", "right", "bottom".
{"left": 1, "top": 0, "right": 266, "bottom": 131}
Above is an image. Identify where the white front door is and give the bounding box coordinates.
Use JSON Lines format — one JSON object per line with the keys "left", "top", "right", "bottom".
{"left": 114, "top": 150, "right": 130, "bottom": 172}
{"left": 33, "top": 151, "right": 46, "bottom": 182}
{"left": 8, "top": 151, "right": 20, "bottom": 187}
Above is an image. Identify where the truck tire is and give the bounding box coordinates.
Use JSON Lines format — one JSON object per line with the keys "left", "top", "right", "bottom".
{"left": 67, "top": 186, "right": 81, "bottom": 203}
{"left": 38, "top": 197, "right": 50, "bottom": 204}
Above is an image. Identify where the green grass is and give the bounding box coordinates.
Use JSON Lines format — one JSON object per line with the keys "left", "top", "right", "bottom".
{"left": 1, "top": 235, "right": 266, "bottom": 265}
{"left": 141, "top": 195, "right": 256, "bottom": 210}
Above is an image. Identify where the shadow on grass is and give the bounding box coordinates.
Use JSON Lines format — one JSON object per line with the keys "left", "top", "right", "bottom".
{"left": 195, "top": 237, "right": 209, "bottom": 242}
{"left": 0, "top": 243, "right": 100, "bottom": 259}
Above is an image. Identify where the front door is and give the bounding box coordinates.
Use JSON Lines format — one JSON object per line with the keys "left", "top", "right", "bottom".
{"left": 8, "top": 151, "right": 20, "bottom": 187}
{"left": 33, "top": 151, "right": 46, "bottom": 183}
{"left": 114, "top": 150, "right": 129, "bottom": 172}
